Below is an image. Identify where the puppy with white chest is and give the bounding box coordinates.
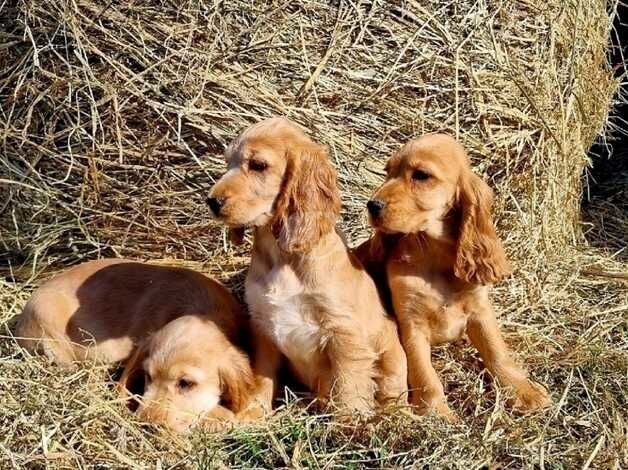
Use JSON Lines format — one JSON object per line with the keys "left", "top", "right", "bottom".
{"left": 358, "top": 134, "right": 550, "bottom": 420}
{"left": 16, "top": 259, "right": 254, "bottom": 432}
{"left": 208, "top": 117, "right": 407, "bottom": 417}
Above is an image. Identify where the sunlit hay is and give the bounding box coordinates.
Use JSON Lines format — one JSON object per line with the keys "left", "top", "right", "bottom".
{"left": 0, "top": 1, "right": 625, "bottom": 467}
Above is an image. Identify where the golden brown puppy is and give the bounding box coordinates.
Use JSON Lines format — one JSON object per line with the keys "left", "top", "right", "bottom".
{"left": 120, "top": 315, "right": 253, "bottom": 432}
{"left": 358, "top": 134, "right": 550, "bottom": 420}
{"left": 16, "top": 259, "right": 253, "bottom": 432}
{"left": 208, "top": 117, "right": 407, "bottom": 417}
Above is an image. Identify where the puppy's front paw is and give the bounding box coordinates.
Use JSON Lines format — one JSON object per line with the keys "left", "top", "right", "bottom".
{"left": 328, "top": 394, "right": 376, "bottom": 423}
{"left": 201, "top": 418, "right": 233, "bottom": 433}
{"left": 236, "top": 401, "right": 270, "bottom": 422}
{"left": 512, "top": 380, "right": 551, "bottom": 412}
{"left": 334, "top": 406, "right": 375, "bottom": 424}
{"left": 412, "top": 397, "right": 459, "bottom": 423}
{"left": 197, "top": 406, "right": 236, "bottom": 433}
{"left": 377, "top": 391, "right": 409, "bottom": 409}
{"left": 432, "top": 401, "right": 459, "bottom": 423}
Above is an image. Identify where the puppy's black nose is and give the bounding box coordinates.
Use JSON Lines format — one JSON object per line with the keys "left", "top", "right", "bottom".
{"left": 206, "top": 197, "right": 225, "bottom": 216}
{"left": 367, "top": 199, "right": 386, "bottom": 217}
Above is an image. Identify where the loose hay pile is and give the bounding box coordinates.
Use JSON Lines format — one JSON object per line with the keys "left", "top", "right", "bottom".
{"left": 1, "top": 0, "right": 626, "bottom": 468}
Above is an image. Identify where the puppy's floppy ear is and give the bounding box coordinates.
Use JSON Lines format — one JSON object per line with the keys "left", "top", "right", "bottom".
{"left": 454, "top": 171, "right": 510, "bottom": 285}
{"left": 218, "top": 344, "right": 255, "bottom": 412}
{"left": 118, "top": 340, "right": 149, "bottom": 399}
{"left": 271, "top": 141, "right": 341, "bottom": 252}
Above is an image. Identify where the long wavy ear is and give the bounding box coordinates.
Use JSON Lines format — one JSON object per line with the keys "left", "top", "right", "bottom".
{"left": 271, "top": 141, "right": 341, "bottom": 252}
{"left": 218, "top": 345, "right": 255, "bottom": 412}
{"left": 454, "top": 171, "right": 510, "bottom": 285}
{"left": 118, "top": 341, "right": 149, "bottom": 400}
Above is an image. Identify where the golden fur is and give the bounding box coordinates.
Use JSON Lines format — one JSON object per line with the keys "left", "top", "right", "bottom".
{"left": 16, "top": 259, "right": 253, "bottom": 432}
{"left": 209, "top": 117, "right": 407, "bottom": 417}
{"left": 358, "top": 134, "right": 550, "bottom": 419}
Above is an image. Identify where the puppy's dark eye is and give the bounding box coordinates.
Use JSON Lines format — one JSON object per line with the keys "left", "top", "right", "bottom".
{"left": 177, "top": 378, "right": 196, "bottom": 391}
{"left": 249, "top": 159, "right": 268, "bottom": 172}
{"left": 412, "top": 169, "right": 430, "bottom": 181}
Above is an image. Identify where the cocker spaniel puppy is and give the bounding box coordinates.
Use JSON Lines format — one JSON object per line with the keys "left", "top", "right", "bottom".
{"left": 16, "top": 259, "right": 253, "bottom": 432}
{"left": 358, "top": 134, "right": 550, "bottom": 419}
{"left": 120, "top": 315, "right": 253, "bottom": 432}
{"left": 208, "top": 117, "right": 407, "bottom": 417}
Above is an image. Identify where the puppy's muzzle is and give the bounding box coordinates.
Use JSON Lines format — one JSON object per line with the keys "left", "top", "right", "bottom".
{"left": 206, "top": 197, "right": 225, "bottom": 216}
{"left": 367, "top": 199, "right": 386, "bottom": 218}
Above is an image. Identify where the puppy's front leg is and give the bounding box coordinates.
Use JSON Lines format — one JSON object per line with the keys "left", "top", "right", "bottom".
{"left": 400, "top": 320, "right": 456, "bottom": 420}
{"left": 326, "top": 329, "right": 377, "bottom": 414}
{"left": 237, "top": 329, "right": 281, "bottom": 421}
{"left": 467, "top": 304, "right": 550, "bottom": 412}
{"left": 374, "top": 317, "right": 408, "bottom": 407}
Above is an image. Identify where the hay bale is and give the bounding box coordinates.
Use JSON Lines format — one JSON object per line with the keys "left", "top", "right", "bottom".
{"left": 0, "top": 0, "right": 616, "bottom": 269}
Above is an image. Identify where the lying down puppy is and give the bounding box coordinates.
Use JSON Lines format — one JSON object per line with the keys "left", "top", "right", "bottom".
{"left": 16, "top": 258, "right": 253, "bottom": 432}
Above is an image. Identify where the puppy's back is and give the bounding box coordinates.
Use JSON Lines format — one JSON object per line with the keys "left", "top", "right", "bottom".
{"left": 16, "top": 259, "right": 244, "bottom": 365}
{"left": 16, "top": 259, "right": 131, "bottom": 364}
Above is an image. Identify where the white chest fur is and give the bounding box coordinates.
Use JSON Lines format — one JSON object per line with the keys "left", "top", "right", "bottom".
{"left": 246, "top": 264, "right": 325, "bottom": 366}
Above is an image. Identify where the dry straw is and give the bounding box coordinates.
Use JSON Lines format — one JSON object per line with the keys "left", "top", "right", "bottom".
{"left": 1, "top": 0, "right": 626, "bottom": 468}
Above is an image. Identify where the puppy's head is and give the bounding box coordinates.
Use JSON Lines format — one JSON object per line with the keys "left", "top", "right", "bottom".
{"left": 368, "top": 134, "right": 508, "bottom": 284}
{"left": 119, "top": 316, "right": 253, "bottom": 433}
{"left": 208, "top": 117, "right": 341, "bottom": 252}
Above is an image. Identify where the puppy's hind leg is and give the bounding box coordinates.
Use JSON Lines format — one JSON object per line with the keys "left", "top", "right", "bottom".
{"left": 16, "top": 317, "right": 76, "bottom": 366}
